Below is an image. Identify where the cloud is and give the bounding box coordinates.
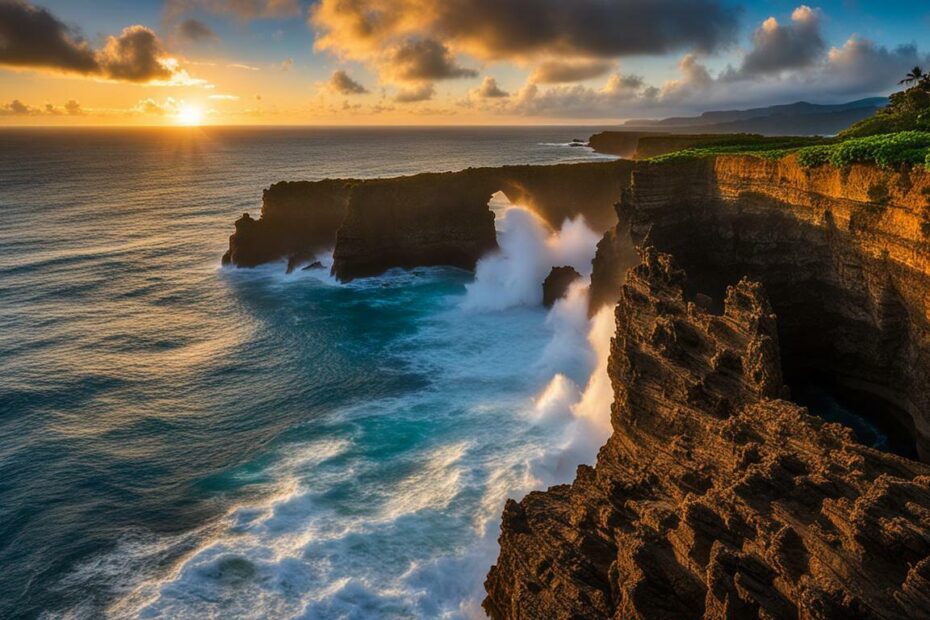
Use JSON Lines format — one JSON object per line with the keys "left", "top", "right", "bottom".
{"left": 487, "top": 72, "right": 652, "bottom": 117}
{"left": 311, "top": 0, "right": 738, "bottom": 62}
{"left": 310, "top": 0, "right": 737, "bottom": 96}
{"left": 657, "top": 34, "right": 929, "bottom": 109}
{"left": 0, "top": 0, "right": 98, "bottom": 74}
{"left": 208, "top": 94, "right": 240, "bottom": 100}
{"left": 176, "top": 18, "right": 218, "bottom": 43}
{"left": 133, "top": 97, "right": 181, "bottom": 115}
{"left": 96, "top": 26, "right": 174, "bottom": 82}
{"left": 0, "top": 98, "right": 84, "bottom": 115}
{"left": 279, "top": 58, "right": 294, "bottom": 71}
{"left": 474, "top": 76, "right": 509, "bottom": 98}
{"left": 823, "top": 37, "right": 930, "bottom": 95}
{"left": 530, "top": 59, "right": 615, "bottom": 84}
{"left": 730, "top": 5, "right": 824, "bottom": 78}
{"left": 229, "top": 63, "right": 261, "bottom": 71}
{"left": 384, "top": 39, "right": 477, "bottom": 82}
{"left": 395, "top": 83, "right": 435, "bottom": 102}
{"left": 0, "top": 99, "right": 32, "bottom": 115}
{"left": 325, "top": 70, "right": 369, "bottom": 94}
{"left": 659, "top": 53, "right": 715, "bottom": 102}
{"left": 0, "top": 1, "right": 199, "bottom": 84}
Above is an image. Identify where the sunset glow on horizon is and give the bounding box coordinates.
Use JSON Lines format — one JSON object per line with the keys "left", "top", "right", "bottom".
{"left": 0, "top": 1, "right": 927, "bottom": 127}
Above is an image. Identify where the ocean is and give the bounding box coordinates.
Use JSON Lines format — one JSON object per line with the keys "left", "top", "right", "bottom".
{"left": 0, "top": 126, "right": 619, "bottom": 619}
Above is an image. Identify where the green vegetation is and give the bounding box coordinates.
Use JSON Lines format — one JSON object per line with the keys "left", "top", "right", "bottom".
{"left": 649, "top": 131, "right": 930, "bottom": 170}
{"left": 796, "top": 131, "right": 930, "bottom": 169}
{"left": 648, "top": 68, "right": 930, "bottom": 171}
{"left": 647, "top": 135, "right": 831, "bottom": 164}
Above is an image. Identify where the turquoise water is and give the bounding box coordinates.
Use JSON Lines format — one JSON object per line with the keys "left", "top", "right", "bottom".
{"left": 0, "top": 127, "right": 616, "bottom": 618}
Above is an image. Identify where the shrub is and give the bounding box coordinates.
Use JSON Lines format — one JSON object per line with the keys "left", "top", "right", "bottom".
{"left": 826, "top": 132, "right": 930, "bottom": 169}
{"left": 796, "top": 145, "right": 833, "bottom": 168}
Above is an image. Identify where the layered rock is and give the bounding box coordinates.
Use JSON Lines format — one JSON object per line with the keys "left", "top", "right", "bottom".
{"left": 486, "top": 155, "right": 930, "bottom": 618}
{"left": 222, "top": 160, "right": 633, "bottom": 280}
{"left": 486, "top": 248, "right": 930, "bottom": 619}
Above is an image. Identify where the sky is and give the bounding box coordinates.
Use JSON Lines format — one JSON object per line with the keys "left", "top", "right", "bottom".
{"left": 0, "top": 0, "right": 927, "bottom": 126}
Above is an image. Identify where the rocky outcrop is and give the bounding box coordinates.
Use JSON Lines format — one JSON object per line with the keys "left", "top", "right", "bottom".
{"left": 486, "top": 155, "right": 930, "bottom": 618}
{"left": 542, "top": 267, "right": 582, "bottom": 307}
{"left": 486, "top": 248, "right": 930, "bottom": 619}
{"left": 222, "top": 160, "right": 633, "bottom": 280}
{"left": 222, "top": 179, "right": 352, "bottom": 268}
{"left": 587, "top": 131, "right": 666, "bottom": 159}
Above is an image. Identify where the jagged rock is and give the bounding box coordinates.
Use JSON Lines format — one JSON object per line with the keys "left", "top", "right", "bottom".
{"left": 485, "top": 248, "right": 930, "bottom": 619}
{"left": 542, "top": 266, "right": 582, "bottom": 307}
{"left": 486, "top": 155, "right": 930, "bottom": 619}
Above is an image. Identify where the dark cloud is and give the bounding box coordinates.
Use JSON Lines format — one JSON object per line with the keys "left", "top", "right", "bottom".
{"left": 386, "top": 39, "right": 477, "bottom": 82}
{"left": 177, "top": 18, "right": 218, "bottom": 42}
{"left": 64, "top": 99, "right": 82, "bottom": 115}
{"left": 475, "top": 76, "right": 509, "bottom": 97}
{"left": 312, "top": 0, "right": 739, "bottom": 62}
{"left": 531, "top": 59, "right": 615, "bottom": 84}
{"left": 732, "top": 6, "right": 824, "bottom": 78}
{"left": 327, "top": 70, "right": 369, "bottom": 94}
{"left": 395, "top": 83, "right": 435, "bottom": 102}
{"left": 0, "top": 0, "right": 98, "bottom": 74}
{"left": 97, "top": 26, "right": 173, "bottom": 82}
{"left": 0, "top": 1, "right": 189, "bottom": 84}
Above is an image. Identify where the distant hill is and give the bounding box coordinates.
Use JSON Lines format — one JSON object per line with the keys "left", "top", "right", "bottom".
{"left": 623, "top": 98, "right": 888, "bottom": 136}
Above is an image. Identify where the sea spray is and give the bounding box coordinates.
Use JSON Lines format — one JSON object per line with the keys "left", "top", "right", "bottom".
{"left": 86, "top": 205, "right": 617, "bottom": 619}
{"left": 529, "top": 291, "right": 616, "bottom": 487}
{"left": 462, "top": 205, "right": 600, "bottom": 312}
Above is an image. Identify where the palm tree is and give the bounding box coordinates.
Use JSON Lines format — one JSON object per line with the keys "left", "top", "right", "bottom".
{"left": 900, "top": 66, "right": 925, "bottom": 85}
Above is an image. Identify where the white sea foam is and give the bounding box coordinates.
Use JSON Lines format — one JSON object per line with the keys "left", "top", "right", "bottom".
{"left": 81, "top": 197, "right": 620, "bottom": 620}
{"left": 462, "top": 204, "right": 600, "bottom": 312}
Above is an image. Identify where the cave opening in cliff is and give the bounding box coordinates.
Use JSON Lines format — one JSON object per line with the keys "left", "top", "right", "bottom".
{"left": 789, "top": 375, "right": 918, "bottom": 459}
{"left": 671, "top": 252, "right": 921, "bottom": 461}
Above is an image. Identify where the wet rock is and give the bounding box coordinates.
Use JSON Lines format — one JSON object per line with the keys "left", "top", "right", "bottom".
{"left": 542, "top": 266, "right": 582, "bottom": 307}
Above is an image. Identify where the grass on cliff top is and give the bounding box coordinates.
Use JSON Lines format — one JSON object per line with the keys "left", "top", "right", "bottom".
{"left": 648, "top": 131, "right": 930, "bottom": 170}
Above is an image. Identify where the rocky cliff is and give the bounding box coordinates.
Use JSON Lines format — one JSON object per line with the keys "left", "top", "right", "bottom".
{"left": 223, "top": 160, "right": 632, "bottom": 280}
{"left": 485, "top": 155, "right": 930, "bottom": 618}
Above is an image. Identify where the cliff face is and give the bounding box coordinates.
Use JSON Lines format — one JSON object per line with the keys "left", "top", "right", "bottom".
{"left": 223, "top": 160, "right": 633, "bottom": 280}
{"left": 620, "top": 156, "right": 930, "bottom": 458}
{"left": 331, "top": 171, "right": 498, "bottom": 281}
{"left": 222, "top": 179, "right": 352, "bottom": 268}
{"left": 485, "top": 156, "right": 930, "bottom": 618}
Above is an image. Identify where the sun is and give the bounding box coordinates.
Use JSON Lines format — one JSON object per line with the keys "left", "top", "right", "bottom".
{"left": 176, "top": 104, "right": 205, "bottom": 126}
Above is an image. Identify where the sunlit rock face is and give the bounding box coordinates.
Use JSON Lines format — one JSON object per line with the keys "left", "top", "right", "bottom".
{"left": 485, "top": 155, "right": 930, "bottom": 619}
{"left": 222, "top": 160, "right": 634, "bottom": 280}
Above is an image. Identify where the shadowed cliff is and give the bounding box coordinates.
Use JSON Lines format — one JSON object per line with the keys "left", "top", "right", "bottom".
{"left": 223, "top": 160, "right": 633, "bottom": 281}
{"left": 485, "top": 155, "right": 930, "bottom": 619}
